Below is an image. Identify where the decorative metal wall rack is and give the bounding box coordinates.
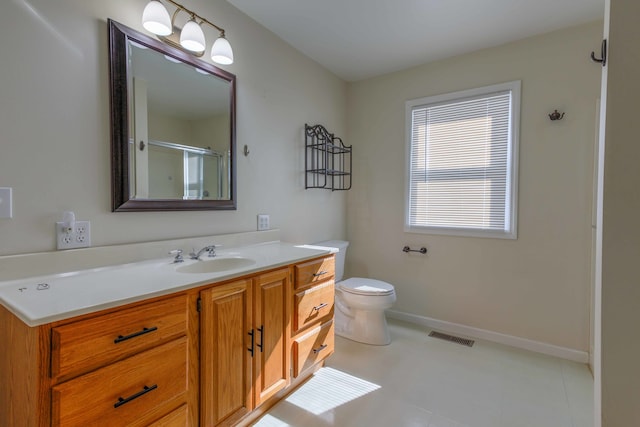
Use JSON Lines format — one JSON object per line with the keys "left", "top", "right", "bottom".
{"left": 305, "top": 124, "right": 352, "bottom": 191}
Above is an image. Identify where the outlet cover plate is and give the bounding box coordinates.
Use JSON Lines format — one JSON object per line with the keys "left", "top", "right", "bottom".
{"left": 56, "top": 221, "right": 91, "bottom": 250}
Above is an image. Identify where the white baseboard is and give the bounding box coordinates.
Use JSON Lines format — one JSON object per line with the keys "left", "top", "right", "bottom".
{"left": 386, "top": 310, "right": 589, "bottom": 363}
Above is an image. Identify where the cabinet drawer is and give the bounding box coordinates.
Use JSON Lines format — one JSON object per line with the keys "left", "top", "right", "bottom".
{"left": 292, "top": 320, "right": 334, "bottom": 377}
{"left": 52, "top": 337, "right": 188, "bottom": 427}
{"left": 148, "top": 404, "right": 188, "bottom": 427}
{"left": 51, "top": 294, "right": 188, "bottom": 379}
{"left": 294, "top": 281, "right": 334, "bottom": 333}
{"left": 295, "top": 256, "right": 335, "bottom": 289}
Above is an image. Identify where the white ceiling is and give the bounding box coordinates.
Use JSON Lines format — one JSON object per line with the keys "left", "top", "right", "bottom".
{"left": 227, "top": 0, "right": 605, "bottom": 82}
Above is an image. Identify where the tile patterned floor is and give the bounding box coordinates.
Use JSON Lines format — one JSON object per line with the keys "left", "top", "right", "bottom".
{"left": 252, "top": 319, "right": 593, "bottom": 427}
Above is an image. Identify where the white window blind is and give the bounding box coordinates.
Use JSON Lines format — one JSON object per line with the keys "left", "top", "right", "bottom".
{"left": 405, "top": 81, "right": 520, "bottom": 239}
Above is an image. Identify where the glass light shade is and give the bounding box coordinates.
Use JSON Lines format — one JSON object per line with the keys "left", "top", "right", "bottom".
{"left": 211, "top": 36, "right": 234, "bottom": 65}
{"left": 180, "top": 20, "right": 206, "bottom": 52}
{"left": 142, "top": 1, "right": 172, "bottom": 36}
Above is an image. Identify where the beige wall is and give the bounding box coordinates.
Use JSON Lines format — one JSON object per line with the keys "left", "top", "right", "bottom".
{"left": 148, "top": 110, "right": 194, "bottom": 146}
{"left": 600, "top": 0, "right": 640, "bottom": 424}
{"left": 147, "top": 145, "right": 183, "bottom": 199}
{"left": 193, "top": 114, "right": 230, "bottom": 151}
{"left": 148, "top": 111, "right": 229, "bottom": 151}
{"left": 346, "top": 21, "right": 602, "bottom": 351}
{"left": 0, "top": 0, "right": 347, "bottom": 256}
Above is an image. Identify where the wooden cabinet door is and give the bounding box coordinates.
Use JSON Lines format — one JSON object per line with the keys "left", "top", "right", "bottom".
{"left": 253, "top": 269, "right": 291, "bottom": 407}
{"left": 200, "top": 280, "right": 253, "bottom": 427}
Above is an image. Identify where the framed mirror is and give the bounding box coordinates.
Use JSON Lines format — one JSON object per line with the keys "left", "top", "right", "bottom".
{"left": 108, "top": 19, "right": 236, "bottom": 211}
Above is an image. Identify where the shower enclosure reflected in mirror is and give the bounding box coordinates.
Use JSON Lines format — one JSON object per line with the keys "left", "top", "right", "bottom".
{"left": 109, "top": 19, "right": 236, "bottom": 211}
{"left": 146, "top": 140, "right": 227, "bottom": 200}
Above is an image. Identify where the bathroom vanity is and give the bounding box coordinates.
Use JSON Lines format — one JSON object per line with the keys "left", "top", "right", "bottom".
{"left": 0, "top": 240, "right": 336, "bottom": 427}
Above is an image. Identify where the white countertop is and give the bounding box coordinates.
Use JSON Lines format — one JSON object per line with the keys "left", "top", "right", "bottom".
{"left": 0, "top": 241, "right": 335, "bottom": 327}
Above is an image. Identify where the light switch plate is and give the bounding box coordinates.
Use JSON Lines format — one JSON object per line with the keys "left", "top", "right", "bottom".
{"left": 257, "top": 214, "right": 270, "bottom": 231}
{"left": 0, "top": 188, "right": 12, "bottom": 218}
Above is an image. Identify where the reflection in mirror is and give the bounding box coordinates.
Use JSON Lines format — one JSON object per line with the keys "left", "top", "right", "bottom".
{"left": 109, "top": 19, "right": 236, "bottom": 211}
{"left": 146, "top": 141, "right": 227, "bottom": 199}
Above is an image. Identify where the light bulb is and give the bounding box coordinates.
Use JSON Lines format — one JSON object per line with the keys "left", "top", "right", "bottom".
{"left": 142, "top": 1, "right": 172, "bottom": 36}
{"left": 180, "top": 20, "right": 206, "bottom": 52}
{"left": 211, "top": 36, "right": 233, "bottom": 65}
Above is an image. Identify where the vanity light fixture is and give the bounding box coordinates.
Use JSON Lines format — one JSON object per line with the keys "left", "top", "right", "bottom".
{"left": 142, "top": 0, "right": 234, "bottom": 65}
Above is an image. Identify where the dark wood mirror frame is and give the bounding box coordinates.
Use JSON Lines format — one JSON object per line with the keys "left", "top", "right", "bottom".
{"left": 108, "top": 19, "right": 236, "bottom": 211}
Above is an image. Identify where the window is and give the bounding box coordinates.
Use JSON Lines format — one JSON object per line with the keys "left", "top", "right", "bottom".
{"left": 405, "top": 81, "right": 520, "bottom": 239}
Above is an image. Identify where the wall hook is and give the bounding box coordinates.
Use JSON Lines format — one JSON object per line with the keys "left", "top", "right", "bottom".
{"left": 243, "top": 144, "right": 250, "bottom": 156}
{"left": 548, "top": 109, "right": 565, "bottom": 121}
{"left": 590, "top": 39, "right": 607, "bottom": 67}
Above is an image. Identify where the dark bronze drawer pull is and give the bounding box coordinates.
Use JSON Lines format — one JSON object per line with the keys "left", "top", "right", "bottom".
{"left": 114, "top": 326, "right": 158, "bottom": 344}
{"left": 312, "top": 271, "right": 328, "bottom": 277}
{"left": 312, "top": 303, "right": 328, "bottom": 311}
{"left": 114, "top": 384, "right": 157, "bottom": 408}
{"left": 312, "top": 344, "right": 328, "bottom": 354}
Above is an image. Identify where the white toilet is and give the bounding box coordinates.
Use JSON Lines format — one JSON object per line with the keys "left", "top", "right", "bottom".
{"left": 315, "top": 240, "right": 397, "bottom": 345}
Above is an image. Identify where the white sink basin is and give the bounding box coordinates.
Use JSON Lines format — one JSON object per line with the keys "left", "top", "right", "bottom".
{"left": 176, "top": 257, "right": 256, "bottom": 274}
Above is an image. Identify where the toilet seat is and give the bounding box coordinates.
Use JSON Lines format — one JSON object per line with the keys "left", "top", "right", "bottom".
{"left": 338, "top": 278, "right": 395, "bottom": 296}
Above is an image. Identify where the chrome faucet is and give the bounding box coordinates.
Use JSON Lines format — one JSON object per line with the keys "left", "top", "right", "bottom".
{"left": 190, "top": 245, "right": 218, "bottom": 260}
{"left": 168, "top": 249, "right": 184, "bottom": 263}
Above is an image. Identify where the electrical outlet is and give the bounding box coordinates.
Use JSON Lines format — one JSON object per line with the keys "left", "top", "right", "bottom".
{"left": 257, "top": 214, "right": 270, "bottom": 231}
{"left": 57, "top": 221, "right": 91, "bottom": 250}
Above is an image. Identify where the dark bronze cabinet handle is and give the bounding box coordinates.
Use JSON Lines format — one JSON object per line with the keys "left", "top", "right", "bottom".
{"left": 248, "top": 329, "right": 255, "bottom": 356}
{"left": 312, "top": 271, "right": 328, "bottom": 277}
{"left": 114, "top": 326, "right": 158, "bottom": 344}
{"left": 312, "top": 303, "right": 328, "bottom": 311}
{"left": 114, "top": 384, "right": 157, "bottom": 408}
{"left": 313, "top": 344, "right": 328, "bottom": 354}
{"left": 257, "top": 325, "right": 264, "bottom": 352}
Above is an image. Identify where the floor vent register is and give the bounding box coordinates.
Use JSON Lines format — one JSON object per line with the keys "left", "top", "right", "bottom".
{"left": 428, "top": 331, "right": 475, "bottom": 347}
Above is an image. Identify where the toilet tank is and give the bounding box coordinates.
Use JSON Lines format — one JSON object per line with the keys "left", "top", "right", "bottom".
{"left": 314, "top": 240, "right": 349, "bottom": 282}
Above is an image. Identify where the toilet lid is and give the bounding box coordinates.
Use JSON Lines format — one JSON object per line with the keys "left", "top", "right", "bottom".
{"left": 338, "top": 278, "right": 395, "bottom": 296}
